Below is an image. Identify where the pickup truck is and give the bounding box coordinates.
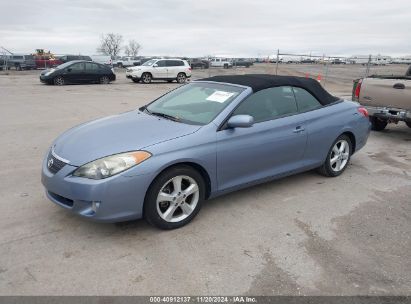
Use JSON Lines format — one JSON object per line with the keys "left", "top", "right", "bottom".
{"left": 115, "top": 57, "right": 141, "bottom": 68}
{"left": 352, "top": 65, "right": 411, "bottom": 130}
{"left": 209, "top": 58, "right": 233, "bottom": 69}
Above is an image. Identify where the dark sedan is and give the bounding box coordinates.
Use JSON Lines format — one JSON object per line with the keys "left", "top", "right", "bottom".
{"left": 40, "top": 60, "right": 116, "bottom": 85}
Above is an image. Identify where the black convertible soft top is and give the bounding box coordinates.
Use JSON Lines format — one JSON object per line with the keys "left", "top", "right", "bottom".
{"left": 199, "top": 74, "right": 340, "bottom": 105}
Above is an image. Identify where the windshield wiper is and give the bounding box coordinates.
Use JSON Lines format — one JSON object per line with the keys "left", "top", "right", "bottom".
{"left": 147, "top": 110, "right": 181, "bottom": 122}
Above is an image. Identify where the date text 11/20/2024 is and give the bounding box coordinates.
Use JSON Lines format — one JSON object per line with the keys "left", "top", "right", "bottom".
{"left": 149, "top": 296, "right": 257, "bottom": 303}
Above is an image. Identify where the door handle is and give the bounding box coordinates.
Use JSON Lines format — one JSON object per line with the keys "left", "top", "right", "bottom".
{"left": 293, "top": 126, "right": 305, "bottom": 133}
{"left": 393, "top": 83, "right": 405, "bottom": 89}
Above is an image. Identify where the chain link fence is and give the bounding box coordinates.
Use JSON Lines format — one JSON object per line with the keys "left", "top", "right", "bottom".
{"left": 191, "top": 51, "right": 410, "bottom": 97}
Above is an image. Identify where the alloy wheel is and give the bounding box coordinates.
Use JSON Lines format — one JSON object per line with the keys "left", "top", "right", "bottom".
{"left": 142, "top": 73, "right": 151, "bottom": 84}
{"left": 100, "top": 76, "right": 110, "bottom": 84}
{"left": 330, "top": 139, "right": 350, "bottom": 172}
{"left": 54, "top": 76, "right": 64, "bottom": 86}
{"left": 156, "top": 175, "right": 199, "bottom": 223}
{"left": 177, "top": 73, "right": 186, "bottom": 83}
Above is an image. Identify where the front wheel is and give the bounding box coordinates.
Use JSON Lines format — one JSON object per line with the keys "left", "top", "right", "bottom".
{"left": 141, "top": 73, "right": 152, "bottom": 84}
{"left": 144, "top": 166, "right": 205, "bottom": 229}
{"left": 176, "top": 73, "right": 186, "bottom": 83}
{"left": 370, "top": 116, "right": 387, "bottom": 131}
{"left": 405, "top": 121, "right": 411, "bottom": 128}
{"left": 53, "top": 76, "right": 65, "bottom": 86}
{"left": 317, "top": 135, "right": 352, "bottom": 177}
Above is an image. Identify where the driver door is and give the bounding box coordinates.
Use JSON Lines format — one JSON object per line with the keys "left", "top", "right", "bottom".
{"left": 216, "top": 86, "right": 308, "bottom": 191}
{"left": 152, "top": 60, "right": 168, "bottom": 79}
{"left": 64, "top": 62, "right": 85, "bottom": 83}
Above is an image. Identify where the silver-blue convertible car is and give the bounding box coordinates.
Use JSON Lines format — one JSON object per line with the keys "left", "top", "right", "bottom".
{"left": 42, "top": 75, "right": 371, "bottom": 229}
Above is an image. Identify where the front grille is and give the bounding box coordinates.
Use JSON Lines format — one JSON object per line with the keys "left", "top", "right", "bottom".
{"left": 47, "top": 150, "right": 68, "bottom": 174}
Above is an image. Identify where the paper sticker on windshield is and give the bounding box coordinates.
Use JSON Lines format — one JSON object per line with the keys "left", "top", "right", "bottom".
{"left": 206, "top": 91, "right": 234, "bottom": 103}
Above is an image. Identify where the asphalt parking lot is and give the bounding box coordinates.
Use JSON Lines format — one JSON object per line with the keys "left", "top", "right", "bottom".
{"left": 0, "top": 65, "right": 410, "bottom": 295}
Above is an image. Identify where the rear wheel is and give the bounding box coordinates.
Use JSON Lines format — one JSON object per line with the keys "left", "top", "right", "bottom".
{"left": 405, "top": 121, "right": 411, "bottom": 128}
{"left": 224, "top": 64, "right": 228, "bottom": 69}
{"left": 141, "top": 73, "right": 152, "bottom": 84}
{"left": 99, "top": 76, "right": 110, "bottom": 84}
{"left": 53, "top": 76, "right": 65, "bottom": 86}
{"left": 317, "top": 135, "right": 352, "bottom": 177}
{"left": 176, "top": 73, "right": 186, "bottom": 83}
{"left": 117, "top": 63, "right": 123, "bottom": 68}
{"left": 144, "top": 166, "right": 205, "bottom": 229}
{"left": 370, "top": 116, "right": 387, "bottom": 131}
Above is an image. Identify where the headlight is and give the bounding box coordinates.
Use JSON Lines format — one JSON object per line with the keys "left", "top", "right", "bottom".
{"left": 73, "top": 151, "right": 151, "bottom": 179}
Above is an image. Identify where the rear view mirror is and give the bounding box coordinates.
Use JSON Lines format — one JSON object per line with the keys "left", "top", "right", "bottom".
{"left": 227, "top": 115, "right": 254, "bottom": 128}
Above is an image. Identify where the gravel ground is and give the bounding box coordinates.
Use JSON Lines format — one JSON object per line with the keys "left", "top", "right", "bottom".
{"left": 0, "top": 65, "right": 410, "bottom": 295}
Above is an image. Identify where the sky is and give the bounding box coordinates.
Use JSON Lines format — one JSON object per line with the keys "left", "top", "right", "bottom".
{"left": 1, "top": 0, "right": 410, "bottom": 58}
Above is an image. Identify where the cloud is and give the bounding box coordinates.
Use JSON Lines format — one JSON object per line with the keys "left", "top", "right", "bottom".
{"left": 1, "top": 0, "right": 410, "bottom": 57}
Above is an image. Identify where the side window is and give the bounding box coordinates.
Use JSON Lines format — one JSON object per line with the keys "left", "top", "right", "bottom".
{"left": 156, "top": 60, "right": 166, "bottom": 67}
{"left": 292, "top": 87, "right": 322, "bottom": 112}
{"left": 233, "top": 86, "right": 298, "bottom": 123}
{"left": 68, "top": 63, "right": 84, "bottom": 72}
{"left": 85, "top": 62, "right": 99, "bottom": 71}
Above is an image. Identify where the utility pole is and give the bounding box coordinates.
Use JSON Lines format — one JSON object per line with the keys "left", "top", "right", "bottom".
{"left": 275, "top": 49, "right": 279, "bottom": 75}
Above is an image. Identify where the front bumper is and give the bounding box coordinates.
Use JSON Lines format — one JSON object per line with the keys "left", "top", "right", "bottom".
{"left": 41, "top": 156, "right": 153, "bottom": 223}
{"left": 39, "top": 75, "right": 52, "bottom": 84}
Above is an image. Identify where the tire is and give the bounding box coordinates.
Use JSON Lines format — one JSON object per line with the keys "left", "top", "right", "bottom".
{"left": 167, "top": 80, "right": 173, "bottom": 83}
{"left": 53, "top": 76, "right": 65, "bottom": 86}
{"left": 144, "top": 165, "right": 205, "bottom": 229}
{"left": 370, "top": 116, "right": 388, "bottom": 131}
{"left": 117, "top": 63, "right": 123, "bottom": 68}
{"left": 100, "top": 76, "right": 110, "bottom": 84}
{"left": 317, "top": 134, "right": 352, "bottom": 177}
{"left": 176, "top": 73, "right": 186, "bottom": 84}
{"left": 141, "top": 72, "right": 152, "bottom": 84}
{"left": 224, "top": 64, "right": 228, "bottom": 69}
{"left": 405, "top": 121, "right": 411, "bottom": 128}
{"left": 132, "top": 78, "right": 140, "bottom": 83}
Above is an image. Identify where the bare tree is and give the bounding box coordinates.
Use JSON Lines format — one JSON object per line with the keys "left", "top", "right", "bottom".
{"left": 124, "top": 40, "right": 141, "bottom": 57}
{"left": 97, "top": 33, "right": 123, "bottom": 57}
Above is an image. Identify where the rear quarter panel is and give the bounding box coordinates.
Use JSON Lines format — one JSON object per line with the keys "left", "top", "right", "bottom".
{"left": 302, "top": 100, "right": 370, "bottom": 167}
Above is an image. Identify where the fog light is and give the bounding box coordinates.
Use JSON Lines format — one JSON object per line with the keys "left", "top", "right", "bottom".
{"left": 91, "top": 201, "right": 100, "bottom": 212}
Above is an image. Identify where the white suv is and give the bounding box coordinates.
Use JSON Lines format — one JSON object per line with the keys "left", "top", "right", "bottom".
{"left": 125, "top": 59, "right": 192, "bottom": 84}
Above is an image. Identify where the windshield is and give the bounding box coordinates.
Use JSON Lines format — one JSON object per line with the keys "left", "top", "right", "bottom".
{"left": 55, "top": 61, "right": 77, "bottom": 69}
{"left": 145, "top": 82, "right": 245, "bottom": 125}
{"left": 142, "top": 59, "right": 156, "bottom": 66}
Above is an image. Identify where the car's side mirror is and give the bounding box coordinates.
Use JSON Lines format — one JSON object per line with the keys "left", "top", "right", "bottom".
{"left": 153, "top": 64, "right": 158, "bottom": 67}
{"left": 227, "top": 115, "right": 254, "bottom": 128}
{"left": 67, "top": 68, "right": 72, "bottom": 72}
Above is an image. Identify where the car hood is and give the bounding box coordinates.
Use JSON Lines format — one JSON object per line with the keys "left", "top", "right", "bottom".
{"left": 52, "top": 110, "right": 201, "bottom": 166}
{"left": 128, "top": 65, "right": 151, "bottom": 71}
{"left": 40, "top": 68, "right": 57, "bottom": 75}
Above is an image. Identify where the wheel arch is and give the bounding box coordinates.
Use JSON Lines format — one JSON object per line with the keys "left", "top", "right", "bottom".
{"left": 144, "top": 161, "right": 212, "bottom": 209}
{"left": 341, "top": 131, "right": 356, "bottom": 153}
